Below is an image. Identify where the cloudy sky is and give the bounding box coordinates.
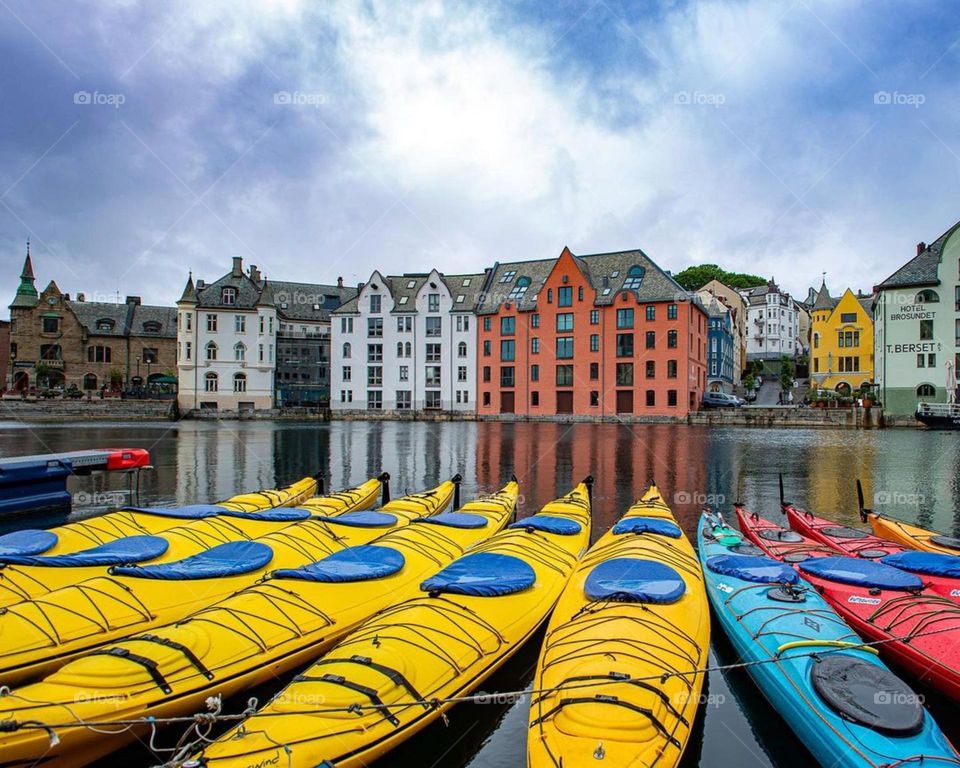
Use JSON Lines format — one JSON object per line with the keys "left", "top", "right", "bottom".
{"left": 1, "top": 0, "right": 958, "bottom": 305}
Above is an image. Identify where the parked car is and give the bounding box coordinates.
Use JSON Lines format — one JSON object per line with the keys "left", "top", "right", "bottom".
{"left": 702, "top": 391, "right": 743, "bottom": 408}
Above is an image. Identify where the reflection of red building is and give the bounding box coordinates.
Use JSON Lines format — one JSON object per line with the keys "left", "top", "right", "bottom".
{"left": 476, "top": 247, "right": 707, "bottom": 419}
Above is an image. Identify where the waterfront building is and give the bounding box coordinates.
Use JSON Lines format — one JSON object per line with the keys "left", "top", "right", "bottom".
{"left": 809, "top": 280, "right": 875, "bottom": 393}
{"left": 475, "top": 246, "right": 707, "bottom": 418}
{"left": 330, "top": 268, "right": 486, "bottom": 414}
{"left": 874, "top": 222, "right": 960, "bottom": 415}
{"left": 742, "top": 279, "right": 800, "bottom": 362}
{"left": 696, "top": 280, "right": 746, "bottom": 382}
{"left": 702, "top": 294, "right": 736, "bottom": 392}
{"left": 7, "top": 248, "right": 177, "bottom": 394}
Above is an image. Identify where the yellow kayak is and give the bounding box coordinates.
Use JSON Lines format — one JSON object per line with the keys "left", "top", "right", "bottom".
{"left": 191, "top": 479, "right": 592, "bottom": 768}
{"left": 0, "top": 475, "right": 385, "bottom": 608}
{"left": 0, "top": 475, "right": 320, "bottom": 560}
{"left": 0, "top": 477, "right": 455, "bottom": 687}
{"left": 528, "top": 485, "right": 709, "bottom": 768}
{"left": 0, "top": 480, "right": 518, "bottom": 768}
{"left": 866, "top": 513, "right": 960, "bottom": 556}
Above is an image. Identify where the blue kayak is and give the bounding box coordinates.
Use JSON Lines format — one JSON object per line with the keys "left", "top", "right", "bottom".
{"left": 698, "top": 512, "right": 960, "bottom": 768}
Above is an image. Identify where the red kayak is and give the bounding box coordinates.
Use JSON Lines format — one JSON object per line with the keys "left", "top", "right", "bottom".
{"left": 796, "top": 556, "right": 960, "bottom": 701}
{"left": 784, "top": 504, "right": 906, "bottom": 558}
{"left": 734, "top": 505, "right": 835, "bottom": 563}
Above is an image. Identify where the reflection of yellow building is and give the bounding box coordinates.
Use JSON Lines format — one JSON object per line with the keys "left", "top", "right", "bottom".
{"left": 810, "top": 281, "right": 874, "bottom": 393}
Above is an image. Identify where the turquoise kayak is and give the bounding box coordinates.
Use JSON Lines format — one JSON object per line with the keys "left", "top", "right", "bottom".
{"left": 698, "top": 512, "right": 960, "bottom": 768}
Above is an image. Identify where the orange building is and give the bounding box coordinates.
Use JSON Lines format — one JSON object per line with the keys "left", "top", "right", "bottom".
{"left": 476, "top": 247, "right": 707, "bottom": 418}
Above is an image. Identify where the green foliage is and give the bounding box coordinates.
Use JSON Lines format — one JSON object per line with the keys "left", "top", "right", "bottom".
{"left": 779, "top": 355, "right": 795, "bottom": 391}
{"left": 674, "top": 264, "right": 767, "bottom": 291}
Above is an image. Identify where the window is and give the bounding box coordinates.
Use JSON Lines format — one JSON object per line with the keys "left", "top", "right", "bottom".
{"left": 590, "top": 334, "right": 599, "bottom": 352}
{"left": 369, "top": 294, "right": 382, "bottom": 313}
{"left": 558, "top": 286, "right": 573, "bottom": 307}
{"left": 367, "top": 390, "right": 383, "bottom": 409}
{"left": 500, "top": 366, "right": 515, "bottom": 386}
{"left": 500, "top": 316, "right": 516, "bottom": 336}
{"left": 590, "top": 390, "right": 599, "bottom": 406}
{"left": 340, "top": 317, "right": 354, "bottom": 333}
{"left": 83, "top": 373, "right": 97, "bottom": 390}
{"left": 646, "top": 360, "right": 655, "bottom": 378}
{"left": 404, "top": 341, "right": 412, "bottom": 357}
{"left": 396, "top": 390, "right": 412, "bottom": 409}
{"left": 206, "top": 314, "right": 218, "bottom": 332}
{"left": 616, "top": 363, "right": 633, "bottom": 385}
{"left": 668, "top": 390, "right": 677, "bottom": 407}
{"left": 428, "top": 293, "right": 440, "bottom": 313}
{"left": 368, "top": 344, "right": 383, "bottom": 362}
{"left": 397, "top": 341, "right": 405, "bottom": 358}
{"left": 645, "top": 306, "right": 655, "bottom": 321}
{"left": 616, "top": 333, "right": 634, "bottom": 357}
{"left": 499, "top": 269, "right": 517, "bottom": 283}
{"left": 185, "top": 313, "right": 192, "bottom": 331}
{"left": 667, "top": 360, "right": 678, "bottom": 378}
{"left": 343, "top": 366, "right": 352, "bottom": 381}
{"left": 646, "top": 390, "right": 655, "bottom": 407}
{"left": 343, "top": 342, "right": 351, "bottom": 358}
{"left": 458, "top": 341, "right": 467, "bottom": 357}
{"left": 916, "top": 289, "right": 939, "bottom": 304}
{"left": 205, "top": 342, "right": 217, "bottom": 361}
{"left": 234, "top": 342, "right": 245, "bottom": 362}
{"left": 483, "top": 317, "right": 491, "bottom": 331}
{"left": 397, "top": 316, "right": 412, "bottom": 332}
{"left": 233, "top": 315, "right": 245, "bottom": 333}
{"left": 956, "top": 286, "right": 960, "bottom": 312}
{"left": 259, "top": 343, "right": 264, "bottom": 362}
{"left": 426, "top": 366, "right": 441, "bottom": 386}
{"left": 531, "top": 313, "right": 540, "bottom": 328}
{"left": 501, "top": 340, "right": 516, "bottom": 361}
{"left": 483, "top": 366, "right": 491, "bottom": 382}
{"left": 556, "top": 337, "right": 574, "bottom": 359}
{"left": 667, "top": 303, "right": 678, "bottom": 320}
{"left": 425, "top": 391, "right": 441, "bottom": 409}
{"left": 425, "top": 317, "right": 442, "bottom": 337}
{"left": 456, "top": 315, "right": 469, "bottom": 332}
{"left": 547, "top": 288, "right": 553, "bottom": 304}
{"left": 185, "top": 341, "right": 192, "bottom": 360}
{"left": 233, "top": 373, "right": 247, "bottom": 392}
{"left": 458, "top": 366, "right": 468, "bottom": 382}
{"left": 531, "top": 391, "right": 539, "bottom": 406}
{"left": 368, "top": 317, "right": 383, "bottom": 337}
{"left": 920, "top": 319, "right": 934, "bottom": 340}
{"left": 508, "top": 277, "right": 531, "bottom": 301}
{"left": 917, "top": 384, "right": 936, "bottom": 397}
{"left": 204, "top": 372, "right": 218, "bottom": 392}
{"left": 531, "top": 337, "right": 540, "bottom": 354}
{"left": 531, "top": 364, "right": 540, "bottom": 382}
{"left": 840, "top": 312, "right": 857, "bottom": 323}
{"left": 556, "top": 313, "right": 574, "bottom": 332}
{"left": 40, "top": 344, "right": 62, "bottom": 360}
{"left": 667, "top": 330, "right": 677, "bottom": 348}
{"left": 929, "top": 352, "right": 937, "bottom": 367}
{"left": 426, "top": 343, "right": 442, "bottom": 362}
{"left": 645, "top": 331, "right": 656, "bottom": 349}
{"left": 623, "top": 265, "right": 645, "bottom": 290}
{"left": 556, "top": 365, "right": 574, "bottom": 386}
{"left": 589, "top": 362, "right": 599, "bottom": 380}
{"left": 590, "top": 310, "right": 599, "bottom": 325}
{"left": 399, "top": 365, "right": 408, "bottom": 381}
{"left": 483, "top": 340, "right": 491, "bottom": 356}
{"left": 96, "top": 318, "right": 114, "bottom": 331}
{"left": 222, "top": 287, "right": 236, "bottom": 305}
{"left": 813, "top": 333, "right": 820, "bottom": 349}
{"left": 367, "top": 366, "right": 383, "bottom": 386}
{"left": 617, "top": 309, "right": 634, "bottom": 329}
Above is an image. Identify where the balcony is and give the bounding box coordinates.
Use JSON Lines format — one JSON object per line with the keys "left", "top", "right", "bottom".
{"left": 38, "top": 359, "right": 64, "bottom": 369}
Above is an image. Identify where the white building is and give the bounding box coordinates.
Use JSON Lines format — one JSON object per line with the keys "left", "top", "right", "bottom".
{"left": 177, "top": 257, "right": 277, "bottom": 413}
{"left": 742, "top": 279, "right": 800, "bottom": 362}
{"left": 330, "top": 268, "right": 486, "bottom": 414}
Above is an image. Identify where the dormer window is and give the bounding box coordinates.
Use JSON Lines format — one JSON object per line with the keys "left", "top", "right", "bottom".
{"left": 508, "top": 276, "right": 531, "bottom": 301}
{"left": 623, "top": 265, "right": 645, "bottom": 290}
{"left": 142, "top": 321, "right": 161, "bottom": 334}
{"left": 96, "top": 318, "right": 115, "bottom": 331}
{"left": 222, "top": 287, "right": 237, "bottom": 305}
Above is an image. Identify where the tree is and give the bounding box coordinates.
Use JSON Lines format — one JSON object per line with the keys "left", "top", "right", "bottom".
{"left": 674, "top": 264, "right": 767, "bottom": 291}
{"left": 779, "top": 355, "right": 795, "bottom": 391}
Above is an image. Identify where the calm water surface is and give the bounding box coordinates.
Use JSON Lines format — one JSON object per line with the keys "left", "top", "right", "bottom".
{"left": 1, "top": 420, "right": 958, "bottom": 767}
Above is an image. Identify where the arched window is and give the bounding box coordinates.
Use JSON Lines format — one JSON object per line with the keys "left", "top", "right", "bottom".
{"left": 405, "top": 342, "right": 412, "bottom": 357}
{"left": 204, "top": 372, "right": 219, "bottom": 392}
{"left": 917, "top": 383, "right": 936, "bottom": 397}
{"left": 342, "top": 342, "right": 351, "bottom": 359}
{"left": 508, "top": 276, "right": 531, "bottom": 301}
{"left": 915, "top": 289, "right": 939, "bottom": 304}
{"left": 233, "top": 373, "right": 247, "bottom": 393}
{"left": 83, "top": 373, "right": 98, "bottom": 390}
{"left": 458, "top": 341, "right": 467, "bottom": 358}
{"left": 234, "top": 342, "right": 246, "bottom": 362}
{"left": 623, "top": 265, "right": 645, "bottom": 290}
{"left": 142, "top": 321, "right": 161, "bottom": 333}
{"left": 397, "top": 341, "right": 404, "bottom": 357}
{"left": 95, "top": 318, "right": 115, "bottom": 331}
{"left": 813, "top": 332, "right": 819, "bottom": 349}
{"left": 206, "top": 342, "right": 218, "bottom": 361}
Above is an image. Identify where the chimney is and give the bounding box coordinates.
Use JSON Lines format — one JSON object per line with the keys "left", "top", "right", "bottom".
{"left": 126, "top": 295, "right": 141, "bottom": 305}
{"left": 196, "top": 279, "right": 205, "bottom": 290}
{"left": 249, "top": 264, "right": 260, "bottom": 283}
{"left": 232, "top": 256, "right": 243, "bottom": 277}
{"left": 77, "top": 292, "right": 85, "bottom": 302}
{"left": 337, "top": 276, "right": 343, "bottom": 288}
{"left": 358, "top": 282, "right": 364, "bottom": 291}
{"left": 916, "top": 241, "right": 926, "bottom": 257}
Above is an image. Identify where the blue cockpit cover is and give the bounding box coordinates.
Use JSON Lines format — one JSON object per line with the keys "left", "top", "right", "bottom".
{"left": 706, "top": 554, "right": 799, "bottom": 584}
{"left": 111, "top": 540, "right": 273, "bottom": 580}
{"left": 881, "top": 551, "right": 960, "bottom": 578}
{"left": 508, "top": 515, "right": 582, "bottom": 535}
{"left": 612, "top": 517, "right": 683, "bottom": 538}
{"left": 220, "top": 508, "right": 311, "bottom": 523}
{"left": 273, "top": 545, "right": 405, "bottom": 582}
{"left": 585, "top": 558, "right": 687, "bottom": 603}
{"left": 0, "top": 535, "right": 168, "bottom": 567}
{"left": 125, "top": 504, "right": 226, "bottom": 519}
{"left": 798, "top": 557, "right": 922, "bottom": 591}
{"left": 316, "top": 510, "right": 398, "bottom": 528}
{"left": 414, "top": 513, "right": 487, "bottom": 529}
{"left": 0, "top": 529, "right": 58, "bottom": 558}
{"left": 421, "top": 552, "right": 535, "bottom": 596}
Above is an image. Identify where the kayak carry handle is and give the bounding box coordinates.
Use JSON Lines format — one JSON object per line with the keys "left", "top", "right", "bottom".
{"left": 452, "top": 474, "right": 463, "bottom": 509}
{"left": 380, "top": 473, "right": 391, "bottom": 506}
{"left": 856, "top": 479, "right": 871, "bottom": 522}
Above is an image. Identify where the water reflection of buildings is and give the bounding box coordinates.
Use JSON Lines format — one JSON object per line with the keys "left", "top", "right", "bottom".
{"left": 176, "top": 423, "right": 279, "bottom": 505}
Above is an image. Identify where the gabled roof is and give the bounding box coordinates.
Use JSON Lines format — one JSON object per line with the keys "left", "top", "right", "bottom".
{"left": 195, "top": 272, "right": 264, "bottom": 309}
{"left": 269, "top": 280, "right": 358, "bottom": 322}
{"left": 876, "top": 220, "right": 960, "bottom": 290}
{"left": 334, "top": 270, "right": 488, "bottom": 314}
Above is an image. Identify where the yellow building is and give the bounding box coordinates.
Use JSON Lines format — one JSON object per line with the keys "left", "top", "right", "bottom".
{"left": 810, "top": 281, "right": 875, "bottom": 393}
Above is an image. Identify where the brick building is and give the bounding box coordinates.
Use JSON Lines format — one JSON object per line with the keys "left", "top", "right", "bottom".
{"left": 6, "top": 249, "right": 177, "bottom": 394}
{"left": 476, "top": 247, "right": 708, "bottom": 418}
